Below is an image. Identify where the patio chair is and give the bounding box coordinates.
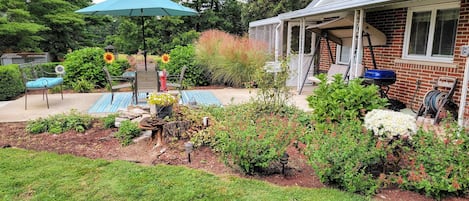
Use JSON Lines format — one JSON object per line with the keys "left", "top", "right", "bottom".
{"left": 20, "top": 62, "right": 64, "bottom": 109}
{"left": 166, "top": 66, "right": 187, "bottom": 91}
{"left": 103, "top": 67, "right": 134, "bottom": 104}
{"left": 134, "top": 70, "right": 159, "bottom": 103}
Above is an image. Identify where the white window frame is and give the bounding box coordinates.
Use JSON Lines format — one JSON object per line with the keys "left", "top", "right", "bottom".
{"left": 287, "top": 22, "right": 314, "bottom": 55}
{"left": 336, "top": 45, "right": 350, "bottom": 65}
{"left": 402, "top": 2, "right": 459, "bottom": 63}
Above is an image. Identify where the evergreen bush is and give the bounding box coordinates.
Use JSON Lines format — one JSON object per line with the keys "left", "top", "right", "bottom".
{"left": 0, "top": 64, "right": 25, "bottom": 101}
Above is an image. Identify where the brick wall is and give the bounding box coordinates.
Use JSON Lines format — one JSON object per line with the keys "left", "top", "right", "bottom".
{"left": 316, "top": 2, "right": 469, "bottom": 119}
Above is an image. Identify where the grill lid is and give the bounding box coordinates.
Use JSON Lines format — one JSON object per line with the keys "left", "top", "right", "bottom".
{"left": 364, "top": 69, "right": 396, "bottom": 80}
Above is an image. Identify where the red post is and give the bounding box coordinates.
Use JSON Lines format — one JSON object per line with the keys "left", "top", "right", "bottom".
{"left": 159, "top": 69, "right": 167, "bottom": 91}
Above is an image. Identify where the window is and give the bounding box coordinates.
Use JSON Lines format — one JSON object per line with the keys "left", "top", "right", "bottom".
{"left": 336, "top": 45, "right": 351, "bottom": 64}
{"left": 403, "top": 3, "right": 459, "bottom": 62}
{"left": 289, "top": 25, "right": 312, "bottom": 54}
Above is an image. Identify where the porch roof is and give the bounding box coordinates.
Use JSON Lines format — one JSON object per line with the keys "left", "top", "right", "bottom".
{"left": 307, "top": 15, "right": 387, "bottom": 46}
{"left": 249, "top": 16, "right": 280, "bottom": 27}
{"left": 279, "top": 0, "right": 393, "bottom": 20}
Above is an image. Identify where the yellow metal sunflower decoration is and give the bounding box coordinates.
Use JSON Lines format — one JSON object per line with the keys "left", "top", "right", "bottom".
{"left": 104, "top": 52, "right": 115, "bottom": 64}
{"left": 161, "top": 54, "right": 170, "bottom": 64}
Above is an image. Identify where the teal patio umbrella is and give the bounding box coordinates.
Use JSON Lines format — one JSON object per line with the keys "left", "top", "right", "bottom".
{"left": 76, "top": 0, "right": 198, "bottom": 71}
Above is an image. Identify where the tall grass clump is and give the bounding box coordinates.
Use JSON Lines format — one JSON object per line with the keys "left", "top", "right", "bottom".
{"left": 195, "top": 29, "right": 268, "bottom": 87}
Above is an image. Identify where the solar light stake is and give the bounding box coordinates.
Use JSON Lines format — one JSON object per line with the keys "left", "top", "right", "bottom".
{"left": 184, "top": 142, "right": 194, "bottom": 163}
{"left": 280, "top": 152, "right": 289, "bottom": 176}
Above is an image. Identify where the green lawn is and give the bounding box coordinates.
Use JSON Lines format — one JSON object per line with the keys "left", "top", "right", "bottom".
{"left": 0, "top": 148, "right": 367, "bottom": 201}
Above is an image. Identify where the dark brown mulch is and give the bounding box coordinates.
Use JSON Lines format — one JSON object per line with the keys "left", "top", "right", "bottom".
{"left": 0, "top": 122, "right": 467, "bottom": 201}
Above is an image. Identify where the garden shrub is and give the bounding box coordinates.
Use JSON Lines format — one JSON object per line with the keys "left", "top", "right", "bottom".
{"left": 114, "top": 120, "right": 141, "bottom": 146}
{"left": 304, "top": 119, "right": 384, "bottom": 196}
{"left": 102, "top": 113, "right": 118, "bottom": 129}
{"left": 160, "top": 45, "right": 210, "bottom": 87}
{"left": 63, "top": 47, "right": 122, "bottom": 89}
{"left": 26, "top": 110, "right": 93, "bottom": 134}
{"left": 306, "top": 74, "right": 387, "bottom": 123}
{"left": 398, "top": 122, "right": 469, "bottom": 199}
{"left": 71, "top": 78, "right": 95, "bottom": 93}
{"left": 195, "top": 29, "right": 268, "bottom": 87}
{"left": 251, "top": 59, "right": 293, "bottom": 114}
{"left": 0, "top": 64, "right": 24, "bottom": 101}
{"left": 35, "top": 62, "right": 62, "bottom": 75}
{"left": 213, "top": 111, "right": 303, "bottom": 174}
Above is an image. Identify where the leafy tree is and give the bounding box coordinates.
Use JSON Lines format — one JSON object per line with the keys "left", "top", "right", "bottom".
{"left": 0, "top": 0, "right": 47, "bottom": 54}
{"left": 27, "top": 0, "right": 89, "bottom": 61}
{"left": 241, "top": 0, "right": 312, "bottom": 29}
{"left": 183, "top": 0, "right": 244, "bottom": 35}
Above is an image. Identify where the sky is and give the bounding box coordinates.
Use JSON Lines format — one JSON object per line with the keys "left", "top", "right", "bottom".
{"left": 92, "top": 0, "right": 105, "bottom": 3}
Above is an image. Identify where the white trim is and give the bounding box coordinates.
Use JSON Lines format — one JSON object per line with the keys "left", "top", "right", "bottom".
{"left": 279, "top": 0, "right": 392, "bottom": 20}
{"left": 298, "top": 18, "right": 306, "bottom": 92}
{"left": 336, "top": 45, "right": 348, "bottom": 65}
{"left": 402, "top": 2, "right": 460, "bottom": 63}
{"left": 249, "top": 17, "right": 281, "bottom": 27}
{"left": 354, "top": 9, "right": 364, "bottom": 80}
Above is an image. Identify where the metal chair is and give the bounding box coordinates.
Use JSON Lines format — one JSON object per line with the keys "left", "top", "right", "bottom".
{"left": 21, "top": 62, "right": 64, "bottom": 109}
{"left": 166, "top": 66, "right": 187, "bottom": 90}
{"left": 134, "top": 70, "right": 159, "bottom": 103}
{"left": 103, "top": 67, "right": 134, "bottom": 104}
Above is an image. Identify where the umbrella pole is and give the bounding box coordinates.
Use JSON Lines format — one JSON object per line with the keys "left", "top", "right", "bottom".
{"left": 141, "top": 14, "right": 147, "bottom": 71}
{"left": 141, "top": 13, "right": 160, "bottom": 91}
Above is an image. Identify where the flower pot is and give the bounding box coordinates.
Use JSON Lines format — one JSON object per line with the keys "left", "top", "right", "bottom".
{"left": 155, "top": 105, "right": 173, "bottom": 119}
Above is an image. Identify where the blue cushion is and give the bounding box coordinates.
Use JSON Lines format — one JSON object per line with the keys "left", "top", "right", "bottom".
{"left": 26, "top": 77, "right": 63, "bottom": 89}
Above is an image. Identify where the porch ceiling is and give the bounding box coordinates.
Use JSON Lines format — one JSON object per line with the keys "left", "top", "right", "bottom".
{"left": 307, "top": 15, "right": 386, "bottom": 46}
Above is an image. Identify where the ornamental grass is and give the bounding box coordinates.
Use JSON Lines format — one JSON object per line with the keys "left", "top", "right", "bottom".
{"left": 195, "top": 29, "right": 269, "bottom": 87}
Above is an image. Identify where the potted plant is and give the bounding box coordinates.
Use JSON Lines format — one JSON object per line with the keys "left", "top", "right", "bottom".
{"left": 147, "top": 92, "right": 178, "bottom": 119}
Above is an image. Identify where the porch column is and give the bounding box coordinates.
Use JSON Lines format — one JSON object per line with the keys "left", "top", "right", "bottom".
{"left": 458, "top": 56, "right": 469, "bottom": 127}
{"left": 274, "top": 22, "right": 282, "bottom": 62}
{"left": 350, "top": 9, "right": 365, "bottom": 79}
{"left": 297, "top": 18, "right": 306, "bottom": 92}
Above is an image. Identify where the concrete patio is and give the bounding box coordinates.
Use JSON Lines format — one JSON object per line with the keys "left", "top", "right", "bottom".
{"left": 0, "top": 87, "right": 315, "bottom": 122}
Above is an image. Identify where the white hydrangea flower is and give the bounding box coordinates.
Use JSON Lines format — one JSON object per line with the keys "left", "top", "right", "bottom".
{"left": 364, "top": 109, "right": 417, "bottom": 140}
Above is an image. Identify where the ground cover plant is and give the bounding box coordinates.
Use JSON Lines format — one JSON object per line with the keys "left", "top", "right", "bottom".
{"left": 25, "top": 110, "right": 93, "bottom": 134}
{"left": 398, "top": 121, "right": 469, "bottom": 199}
{"left": 0, "top": 148, "right": 366, "bottom": 201}
{"left": 113, "top": 120, "right": 141, "bottom": 146}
